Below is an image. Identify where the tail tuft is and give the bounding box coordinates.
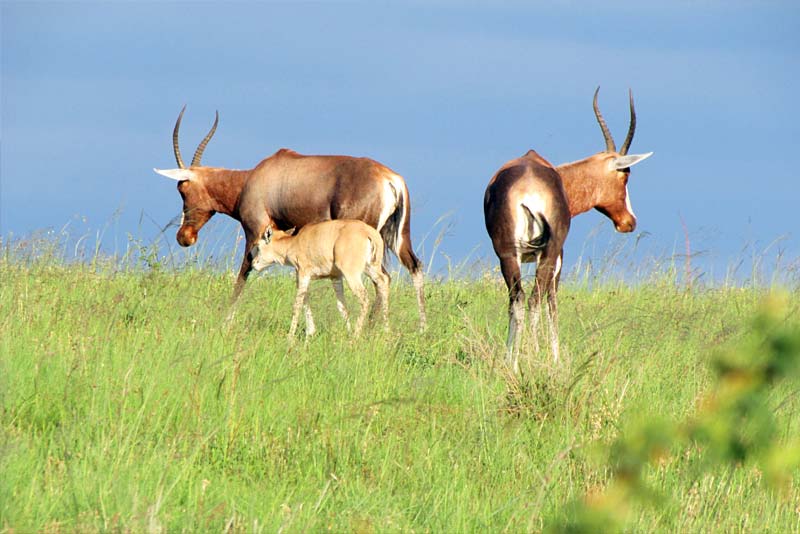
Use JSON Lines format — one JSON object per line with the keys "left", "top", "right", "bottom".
{"left": 379, "top": 182, "right": 402, "bottom": 258}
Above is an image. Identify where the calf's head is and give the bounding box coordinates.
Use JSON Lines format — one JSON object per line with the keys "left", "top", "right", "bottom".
{"left": 153, "top": 106, "right": 219, "bottom": 247}
{"left": 248, "top": 227, "right": 291, "bottom": 271}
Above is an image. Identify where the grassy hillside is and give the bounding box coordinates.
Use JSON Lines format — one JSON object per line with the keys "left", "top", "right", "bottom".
{"left": 2, "top": 252, "right": 800, "bottom": 532}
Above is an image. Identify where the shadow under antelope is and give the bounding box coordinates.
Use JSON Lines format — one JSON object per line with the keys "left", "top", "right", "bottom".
{"left": 153, "top": 107, "right": 426, "bottom": 329}
{"left": 483, "top": 88, "right": 653, "bottom": 372}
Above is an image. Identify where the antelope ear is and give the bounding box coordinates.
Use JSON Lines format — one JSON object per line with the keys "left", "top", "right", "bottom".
{"left": 286, "top": 227, "right": 297, "bottom": 236}
{"left": 612, "top": 152, "right": 653, "bottom": 170}
{"left": 262, "top": 226, "right": 274, "bottom": 243}
{"left": 154, "top": 168, "right": 196, "bottom": 181}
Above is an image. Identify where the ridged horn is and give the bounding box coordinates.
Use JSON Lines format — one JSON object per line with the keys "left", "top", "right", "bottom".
{"left": 173, "top": 105, "right": 187, "bottom": 169}
{"left": 593, "top": 86, "right": 616, "bottom": 153}
{"left": 191, "top": 111, "right": 219, "bottom": 167}
{"left": 619, "top": 89, "right": 637, "bottom": 156}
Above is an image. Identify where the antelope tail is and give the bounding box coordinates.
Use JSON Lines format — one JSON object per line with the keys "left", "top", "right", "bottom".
{"left": 379, "top": 182, "right": 404, "bottom": 257}
{"left": 520, "top": 205, "right": 551, "bottom": 252}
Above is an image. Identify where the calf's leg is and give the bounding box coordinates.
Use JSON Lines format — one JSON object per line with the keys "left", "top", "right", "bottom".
{"left": 344, "top": 273, "right": 370, "bottom": 335}
{"left": 289, "top": 275, "right": 311, "bottom": 338}
{"left": 366, "top": 265, "right": 390, "bottom": 331}
{"left": 332, "top": 278, "right": 350, "bottom": 330}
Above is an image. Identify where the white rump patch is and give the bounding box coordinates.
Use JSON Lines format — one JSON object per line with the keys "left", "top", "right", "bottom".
{"left": 516, "top": 195, "right": 547, "bottom": 254}
{"left": 378, "top": 173, "right": 406, "bottom": 254}
{"left": 154, "top": 168, "right": 196, "bottom": 181}
{"left": 377, "top": 179, "right": 399, "bottom": 230}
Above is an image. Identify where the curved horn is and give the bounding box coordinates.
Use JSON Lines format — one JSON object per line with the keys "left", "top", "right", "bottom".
{"left": 593, "top": 86, "right": 616, "bottom": 153}
{"left": 619, "top": 89, "right": 637, "bottom": 156}
{"left": 172, "top": 105, "right": 187, "bottom": 169}
{"left": 191, "top": 111, "right": 219, "bottom": 167}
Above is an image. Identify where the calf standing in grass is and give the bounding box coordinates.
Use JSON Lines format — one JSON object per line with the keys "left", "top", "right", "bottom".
{"left": 249, "top": 220, "right": 390, "bottom": 338}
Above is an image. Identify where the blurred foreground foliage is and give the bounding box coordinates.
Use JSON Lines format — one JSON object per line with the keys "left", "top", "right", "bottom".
{"left": 548, "top": 295, "right": 800, "bottom": 533}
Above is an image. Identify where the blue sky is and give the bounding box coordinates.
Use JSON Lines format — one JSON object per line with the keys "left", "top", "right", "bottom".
{"left": 2, "top": 2, "right": 798, "bottom": 279}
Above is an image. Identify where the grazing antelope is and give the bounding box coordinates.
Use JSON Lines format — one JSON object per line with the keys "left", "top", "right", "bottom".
{"left": 484, "top": 88, "right": 653, "bottom": 372}
{"left": 153, "top": 107, "right": 425, "bottom": 329}
{"left": 249, "top": 221, "right": 390, "bottom": 337}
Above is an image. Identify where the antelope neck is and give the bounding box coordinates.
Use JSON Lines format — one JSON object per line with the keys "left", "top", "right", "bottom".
{"left": 199, "top": 168, "right": 251, "bottom": 218}
{"left": 555, "top": 160, "right": 600, "bottom": 218}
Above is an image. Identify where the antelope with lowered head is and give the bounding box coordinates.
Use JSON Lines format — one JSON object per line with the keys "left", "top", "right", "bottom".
{"left": 153, "top": 107, "right": 425, "bottom": 328}
{"left": 484, "top": 88, "right": 653, "bottom": 372}
{"left": 249, "top": 220, "right": 390, "bottom": 337}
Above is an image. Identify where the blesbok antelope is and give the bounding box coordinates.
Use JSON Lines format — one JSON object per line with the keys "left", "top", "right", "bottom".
{"left": 153, "top": 107, "right": 425, "bottom": 328}
{"left": 249, "top": 221, "right": 390, "bottom": 337}
{"left": 484, "top": 88, "right": 653, "bottom": 372}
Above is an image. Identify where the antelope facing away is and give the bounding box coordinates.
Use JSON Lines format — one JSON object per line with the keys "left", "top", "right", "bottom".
{"left": 249, "top": 221, "right": 390, "bottom": 337}
{"left": 484, "top": 88, "right": 653, "bottom": 372}
{"left": 153, "top": 107, "right": 425, "bottom": 329}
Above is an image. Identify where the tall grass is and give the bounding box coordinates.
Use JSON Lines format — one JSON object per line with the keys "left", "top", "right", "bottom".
{"left": 1, "top": 231, "right": 800, "bottom": 532}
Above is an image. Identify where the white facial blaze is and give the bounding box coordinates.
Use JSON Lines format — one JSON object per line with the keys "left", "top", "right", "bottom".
{"left": 624, "top": 186, "right": 636, "bottom": 218}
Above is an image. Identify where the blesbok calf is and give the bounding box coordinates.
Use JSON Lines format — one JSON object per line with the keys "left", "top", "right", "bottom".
{"left": 484, "top": 88, "right": 653, "bottom": 372}
{"left": 249, "top": 221, "right": 390, "bottom": 337}
{"left": 153, "top": 107, "right": 425, "bottom": 328}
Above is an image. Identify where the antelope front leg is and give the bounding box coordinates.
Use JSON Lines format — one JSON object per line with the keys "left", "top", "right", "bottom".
{"left": 226, "top": 237, "right": 256, "bottom": 323}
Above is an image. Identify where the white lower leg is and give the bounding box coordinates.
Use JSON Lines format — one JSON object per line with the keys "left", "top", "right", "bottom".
{"left": 546, "top": 298, "right": 560, "bottom": 363}
{"left": 412, "top": 270, "right": 426, "bottom": 330}
{"left": 332, "top": 279, "right": 350, "bottom": 329}
{"left": 378, "top": 275, "right": 390, "bottom": 331}
{"left": 353, "top": 287, "right": 368, "bottom": 335}
{"left": 506, "top": 297, "right": 524, "bottom": 373}
{"left": 304, "top": 302, "right": 316, "bottom": 337}
{"left": 289, "top": 279, "right": 309, "bottom": 338}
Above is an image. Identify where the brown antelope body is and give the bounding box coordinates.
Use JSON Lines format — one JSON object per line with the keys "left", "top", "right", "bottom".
{"left": 249, "top": 220, "right": 389, "bottom": 337}
{"left": 484, "top": 88, "right": 653, "bottom": 371}
{"left": 154, "top": 107, "right": 425, "bottom": 328}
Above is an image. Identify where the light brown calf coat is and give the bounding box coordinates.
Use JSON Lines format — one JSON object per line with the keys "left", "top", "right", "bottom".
{"left": 249, "top": 220, "right": 390, "bottom": 337}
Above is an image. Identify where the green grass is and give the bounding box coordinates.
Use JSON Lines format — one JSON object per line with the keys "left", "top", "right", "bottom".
{"left": 2, "top": 253, "right": 800, "bottom": 532}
